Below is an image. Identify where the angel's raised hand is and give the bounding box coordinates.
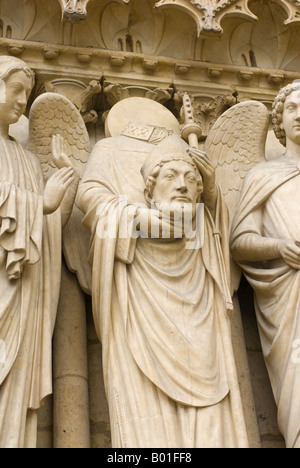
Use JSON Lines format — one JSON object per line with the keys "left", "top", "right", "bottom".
{"left": 43, "top": 167, "right": 75, "bottom": 215}
{"left": 52, "top": 134, "right": 73, "bottom": 170}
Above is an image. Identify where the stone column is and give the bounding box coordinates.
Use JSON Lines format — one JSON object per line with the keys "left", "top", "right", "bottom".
{"left": 231, "top": 294, "right": 261, "bottom": 448}
{"left": 53, "top": 261, "right": 90, "bottom": 448}
{"left": 37, "top": 396, "right": 53, "bottom": 448}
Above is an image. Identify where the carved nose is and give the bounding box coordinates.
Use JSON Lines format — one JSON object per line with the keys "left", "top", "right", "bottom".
{"left": 17, "top": 93, "right": 27, "bottom": 108}
{"left": 177, "top": 182, "right": 188, "bottom": 193}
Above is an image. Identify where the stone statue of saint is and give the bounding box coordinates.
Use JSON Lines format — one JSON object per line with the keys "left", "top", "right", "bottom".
{"left": 230, "top": 81, "right": 300, "bottom": 448}
{"left": 0, "top": 56, "right": 76, "bottom": 448}
{"left": 77, "top": 117, "right": 248, "bottom": 447}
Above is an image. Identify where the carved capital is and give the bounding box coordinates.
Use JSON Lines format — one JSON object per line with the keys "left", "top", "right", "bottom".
{"left": 195, "top": 95, "right": 237, "bottom": 139}
{"left": 42, "top": 78, "right": 102, "bottom": 124}
{"left": 103, "top": 82, "right": 172, "bottom": 108}
{"left": 177, "top": 93, "right": 236, "bottom": 140}
{"left": 72, "top": 80, "right": 102, "bottom": 113}
{"left": 103, "top": 83, "right": 131, "bottom": 108}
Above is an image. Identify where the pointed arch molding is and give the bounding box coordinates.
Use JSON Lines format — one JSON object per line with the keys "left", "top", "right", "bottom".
{"left": 154, "top": 0, "right": 300, "bottom": 36}
{"left": 56, "top": 0, "right": 129, "bottom": 22}
{"left": 56, "top": 1, "right": 300, "bottom": 29}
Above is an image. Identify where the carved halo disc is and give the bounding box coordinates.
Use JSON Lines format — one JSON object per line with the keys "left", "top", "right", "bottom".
{"left": 105, "top": 97, "right": 181, "bottom": 138}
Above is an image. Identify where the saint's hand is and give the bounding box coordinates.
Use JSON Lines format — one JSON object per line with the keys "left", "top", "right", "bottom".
{"left": 187, "top": 148, "right": 217, "bottom": 211}
{"left": 278, "top": 239, "right": 300, "bottom": 270}
{"left": 43, "top": 167, "right": 75, "bottom": 215}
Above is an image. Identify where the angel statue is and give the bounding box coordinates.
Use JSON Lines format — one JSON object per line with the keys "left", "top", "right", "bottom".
{"left": 0, "top": 56, "right": 81, "bottom": 448}
{"left": 205, "top": 80, "right": 300, "bottom": 448}
{"left": 76, "top": 96, "right": 249, "bottom": 448}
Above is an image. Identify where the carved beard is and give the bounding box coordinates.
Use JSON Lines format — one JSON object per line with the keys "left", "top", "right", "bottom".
{"left": 152, "top": 200, "right": 197, "bottom": 224}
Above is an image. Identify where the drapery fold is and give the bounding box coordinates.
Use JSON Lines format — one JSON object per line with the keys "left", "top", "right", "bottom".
{"left": 231, "top": 159, "right": 300, "bottom": 448}
{"left": 77, "top": 135, "right": 248, "bottom": 447}
{"left": 0, "top": 137, "right": 61, "bottom": 448}
{"left": 0, "top": 180, "right": 43, "bottom": 280}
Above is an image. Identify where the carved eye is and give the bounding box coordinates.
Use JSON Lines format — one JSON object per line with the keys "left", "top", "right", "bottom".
{"left": 9, "top": 83, "right": 22, "bottom": 93}
{"left": 164, "top": 172, "right": 174, "bottom": 179}
{"left": 186, "top": 174, "right": 197, "bottom": 182}
{"left": 286, "top": 104, "right": 296, "bottom": 111}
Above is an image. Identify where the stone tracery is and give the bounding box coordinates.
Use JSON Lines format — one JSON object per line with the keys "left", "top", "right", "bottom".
{"left": 155, "top": 0, "right": 300, "bottom": 35}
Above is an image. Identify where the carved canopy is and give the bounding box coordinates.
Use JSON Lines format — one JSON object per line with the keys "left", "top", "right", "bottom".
{"left": 154, "top": 0, "right": 300, "bottom": 36}
{"left": 55, "top": 0, "right": 300, "bottom": 37}
{"left": 57, "top": 0, "right": 129, "bottom": 22}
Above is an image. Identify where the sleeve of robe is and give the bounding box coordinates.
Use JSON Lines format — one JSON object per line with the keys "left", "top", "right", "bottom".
{"left": 0, "top": 180, "right": 44, "bottom": 280}
{"left": 0, "top": 141, "right": 62, "bottom": 409}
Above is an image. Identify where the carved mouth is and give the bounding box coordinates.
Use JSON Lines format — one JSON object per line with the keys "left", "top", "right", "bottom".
{"left": 173, "top": 196, "right": 192, "bottom": 202}
{"left": 12, "top": 108, "right": 23, "bottom": 116}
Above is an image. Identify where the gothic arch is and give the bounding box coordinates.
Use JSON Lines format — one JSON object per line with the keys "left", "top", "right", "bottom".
{"left": 154, "top": 0, "right": 300, "bottom": 36}
{"left": 197, "top": 0, "right": 300, "bottom": 71}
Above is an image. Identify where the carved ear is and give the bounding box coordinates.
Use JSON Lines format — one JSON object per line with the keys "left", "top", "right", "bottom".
{"left": 196, "top": 180, "right": 203, "bottom": 203}
{"left": 196, "top": 193, "right": 202, "bottom": 204}
{"left": 144, "top": 188, "right": 153, "bottom": 207}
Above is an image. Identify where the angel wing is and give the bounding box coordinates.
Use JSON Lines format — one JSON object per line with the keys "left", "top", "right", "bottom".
{"left": 28, "top": 92, "right": 92, "bottom": 295}
{"left": 205, "top": 100, "right": 269, "bottom": 225}
{"left": 204, "top": 100, "right": 270, "bottom": 293}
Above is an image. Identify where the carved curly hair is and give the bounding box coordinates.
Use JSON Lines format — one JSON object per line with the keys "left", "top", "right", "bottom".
{"left": 272, "top": 81, "right": 300, "bottom": 147}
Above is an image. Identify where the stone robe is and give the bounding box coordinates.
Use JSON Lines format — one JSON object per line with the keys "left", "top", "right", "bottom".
{"left": 0, "top": 137, "right": 61, "bottom": 448}
{"left": 77, "top": 135, "right": 248, "bottom": 448}
{"left": 231, "top": 158, "right": 300, "bottom": 448}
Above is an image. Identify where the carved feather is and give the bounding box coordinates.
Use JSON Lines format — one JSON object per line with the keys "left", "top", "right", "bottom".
{"left": 28, "top": 92, "right": 92, "bottom": 295}
{"left": 28, "top": 92, "right": 91, "bottom": 180}
{"left": 205, "top": 100, "right": 269, "bottom": 293}
{"left": 205, "top": 100, "right": 269, "bottom": 225}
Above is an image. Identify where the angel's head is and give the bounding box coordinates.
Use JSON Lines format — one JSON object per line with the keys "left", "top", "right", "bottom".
{"left": 272, "top": 81, "right": 300, "bottom": 146}
{"left": 141, "top": 135, "right": 203, "bottom": 210}
{"left": 0, "top": 56, "right": 35, "bottom": 126}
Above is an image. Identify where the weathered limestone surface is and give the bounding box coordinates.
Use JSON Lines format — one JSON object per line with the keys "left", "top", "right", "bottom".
{"left": 231, "top": 82, "right": 300, "bottom": 448}
{"left": 1, "top": 0, "right": 299, "bottom": 448}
